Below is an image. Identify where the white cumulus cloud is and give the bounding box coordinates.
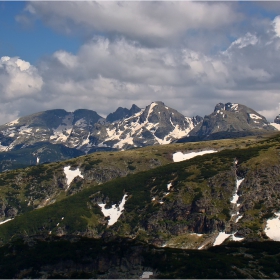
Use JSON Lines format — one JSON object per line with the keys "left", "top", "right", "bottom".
{"left": 1, "top": 2, "right": 280, "bottom": 124}
{"left": 273, "top": 16, "right": 280, "bottom": 37}
{"left": 0, "top": 56, "right": 43, "bottom": 101}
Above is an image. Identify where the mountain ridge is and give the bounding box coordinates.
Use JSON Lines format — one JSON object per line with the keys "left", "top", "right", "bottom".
{"left": 0, "top": 125, "right": 280, "bottom": 277}
{"left": 0, "top": 101, "right": 279, "bottom": 172}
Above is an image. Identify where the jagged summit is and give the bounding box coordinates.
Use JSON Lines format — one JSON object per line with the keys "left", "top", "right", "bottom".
{"left": 99, "top": 101, "right": 201, "bottom": 149}
{"left": 0, "top": 101, "right": 278, "bottom": 170}
{"left": 214, "top": 102, "right": 240, "bottom": 112}
{"left": 0, "top": 102, "right": 201, "bottom": 155}
{"left": 106, "top": 104, "right": 141, "bottom": 123}
{"left": 274, "top": 114, "right": 280, "bottom": 124}
{"left": 185, "top": 102, "right": 276, "bottom": 141}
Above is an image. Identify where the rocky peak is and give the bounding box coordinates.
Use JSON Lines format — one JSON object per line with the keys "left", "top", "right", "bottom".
{"left": 130, "top": 104, "right": 141, "bottom": 115}
{"left": 225, "top": 103, "right": 239, "bottom": 112}
{"left": 274, "top": 114, "right": 280, "bottom": 124}
{"left": 189, "top": 102, "right": 275, "bottom": 139}
{"left": 106, "top": 104, "right": 141, "bottom": 123}
{"left": 98, "top": 101, "right": 199, "bottom": 149}
{"left": 73, "top": 109, "right": 103, "bottom": 125}
{"left": 192, "top": 115, "right": 203, "bottom": 126}
{"left": 214, "top": 103, "right": 226, "bottom": 112}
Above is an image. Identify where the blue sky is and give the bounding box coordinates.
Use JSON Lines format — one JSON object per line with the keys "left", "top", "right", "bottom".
{"left": 0, "top": 1, "right": 280, "bottom": 123}
{"left": 0, "top": 1, "right": 81, "bottom": 64}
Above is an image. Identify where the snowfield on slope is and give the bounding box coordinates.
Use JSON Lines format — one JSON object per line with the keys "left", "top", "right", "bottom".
{"left": 270, "top": 123, "right": 280, "bottom": 131}
{"left": 231, "top": 178, "right": 244, "bottom": 205}
{"left": 0, "top": 218, "right": 13, "bottom": 225}
{"left": 63, "top": 166, "right": 84, "bottom": 190}
{"left": 172, "top": 150, "right": 217, "bottom": 162}
{"left": 213, "top": 231, "right": 243, "bottom": 246}
{"left": 265, "top": 212, "right": 280, "bottom": 241}
{"left": 98, "top": 194, "right": 128, "bottom": 226}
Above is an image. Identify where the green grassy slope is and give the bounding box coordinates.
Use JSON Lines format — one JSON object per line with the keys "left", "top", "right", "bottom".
{"left": 0, "top": 134, "right": 267, "bottom": 218}
{"left": 0, "top": 132, "right": 279, "bottom": 247}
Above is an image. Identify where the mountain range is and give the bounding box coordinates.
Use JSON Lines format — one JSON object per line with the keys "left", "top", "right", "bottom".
{"left": 0, "top": 101, "right": 279, "bottom": 172}
{"left": 0, "top": 101, "right": 280, "bottom": 278}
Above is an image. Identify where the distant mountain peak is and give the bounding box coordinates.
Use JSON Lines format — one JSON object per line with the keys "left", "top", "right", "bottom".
{"left": 214, "top": 102, "right": 240, "bottom": 113}
{"left": 187, "top": 102, "right": 275, "bottom": 141}
{"left": 106, "top": 104, "right": 141, "bottom": 123}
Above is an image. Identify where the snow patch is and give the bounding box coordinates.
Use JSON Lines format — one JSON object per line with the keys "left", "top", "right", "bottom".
{"left": 173, "top": 150, "right": 217, "bottom": 162}
{"left": 0, "top": 218, "right": 13, "bottom": 225}
{"left": 270, "top": 122, "right": 280, "bottom": 131}
{"left": 63, "top": 166, "right": 84, "bottom": 190}
{"left": 235, "top": 214, "right": 243, "bottom": 223}
{"left": 191, "top": 233, "right": 203, "bottom": 237}
{"left": 18, "top": 125, "right": 33, "bottom": 135}
{"left": 167, "top": 183, "right": 172, "bottom": 191}
{"left": 98, "top": 194, "right": 128, "bottom": 226}
{"left": 146, "top": 102, "right": 157, "bottom": 121}
{"left": 113, "top": 135, "right": 134, "bottom": 149}
{"left": 264, "top": 212, "right": 280, "bottom": 241}
{"left": 98, "top": 142, "right": 108, "bottom": 148}
{"left": 230, "top": 178, "right": 244, "bottom": 204}
{"left": 74, "top": 118, "right": 87, "bottom": 128}
{"left": 7, "top": 118, "right": 19, "bottom": 126}
{"left": 232, "top": 233, "right": 244, "bottom": 241}
{"left": 80, "top": 133, "right": 90, "bottom": 146}
{"left": 141, "top": 271, "right": 153, "bottom": 279}
{"left": 50, "top": 114, "right": 73, "bottom": 143}
{"left": 249, "top": 113, "right": 262, "bottom": 120}
{"left": 0, "top": 142, "right": 8, "bottom": 152}
{"left": 213, "top": 232, "right": 231, "bottom": 246}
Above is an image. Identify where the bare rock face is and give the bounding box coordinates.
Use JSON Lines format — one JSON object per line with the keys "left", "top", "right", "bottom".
{"left": 0, "top": 200, "right": 18, "bottom": 220}
{"left": 0, "top": 200, "right": 6, "bottom": 219}
{"left": 181, "top": 102, "right": 276, "bottom": 142}
{"left": 4, "top": 206, "right": 18, "bottom": 218}
{"left": 98, "top": 101, "right": 200, "bottom": 150}
{"left": 190, "top": 102, "right": 275, "bottom": 138}
{"left": 274, "top": 114, "right": 280, "bottom": 124}
{"left": 0, "top": 102, "right": 201, "bottom": 168}
{"left": 106, "top": 104, "right": 141, "bottom": 123}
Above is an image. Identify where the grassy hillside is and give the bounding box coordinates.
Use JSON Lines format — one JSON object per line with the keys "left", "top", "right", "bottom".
{"left": 0, "top": 134, "right": 269, "bottom": 219}
{"left": 0, "top": 132, "right": 279, "bottom": 248}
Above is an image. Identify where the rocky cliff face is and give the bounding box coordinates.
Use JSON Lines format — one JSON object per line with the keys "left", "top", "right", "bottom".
{"left": 106, "top": 104, "right": 141, "bottom": 123}
{"left": 0, "top": 102, "right": 201, "bottom": 156}
{"left": 0, "top": 101, "right": 278, "bottom": 172}
{"left": 0, "top": 109, "right": 104, "bottom": 152}
{"left": 274, "top": 114, "right": 280, "bottom": 124}
{"left": 177, "top": 102, "right": 276, "bottom": 142}
{"left": 98, "top": 101, "right": 200, "bottom": 149}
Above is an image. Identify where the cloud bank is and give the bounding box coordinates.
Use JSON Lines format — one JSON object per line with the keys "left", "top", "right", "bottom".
{"left": 1, "top": 1, "right": 280, "bottom": 124}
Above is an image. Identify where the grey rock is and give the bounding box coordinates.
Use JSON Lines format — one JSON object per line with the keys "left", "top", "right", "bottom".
{"left": 189, "top": 102, "right": 276, "bottom": 139}
{"left": 274, "top": 114, "right": 280, "bottom": 124}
